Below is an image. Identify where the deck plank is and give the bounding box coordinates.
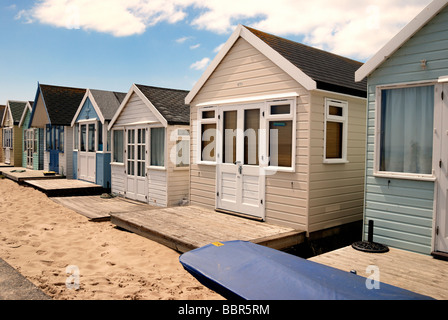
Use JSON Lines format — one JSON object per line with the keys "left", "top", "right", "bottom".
{"left": 309, "top": 245, "right": 448, "bottom": 300}
{"left": 110, "top": 205, "right": 305, "bottom": 253}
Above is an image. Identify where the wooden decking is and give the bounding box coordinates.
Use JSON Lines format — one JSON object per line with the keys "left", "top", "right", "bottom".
{"left": 110, "top": 205, "right": 306, "bottom": 253}
{"left": 51, "top": 195, "right": 151, "bottom": 221}
{"left": 0, "top": 167, "right": 64, "bottom": 183}
{"left": 309, "top": 245, "right": 448, "bottom": 300}
{"left": 24, "top": 179, "right": 104, "bottom": 197}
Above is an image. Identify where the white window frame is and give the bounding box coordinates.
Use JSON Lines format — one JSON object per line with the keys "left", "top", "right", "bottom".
{"left": 265, "top": 99, "right": 296, "bottom": 172}
{"left": 111, "top": 128, "right": 125, "bottom": 166}
{"left": 324, "top": 98, "right": 348, "bottom": 164}
{"left": 3, "top": 128, "right": 13, "bottom": 149}
{"left": 374, "top": 81, "right": 437, "bottom": 181}
{"left": 148, "top": 126, "right": 166, "bottom": 170}
{"left": 196, "top": 107, "right": 218, "bottom": 165}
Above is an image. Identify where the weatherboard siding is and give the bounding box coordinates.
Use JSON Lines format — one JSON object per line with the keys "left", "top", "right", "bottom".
{"left": 307, "top": 91, "right": 366, "bottom": 233}
{"left": 364, "top": 6, "right": 448, "bottom": 254}
{"left": 114, "top": 92, "right": 159, "bottom": 126}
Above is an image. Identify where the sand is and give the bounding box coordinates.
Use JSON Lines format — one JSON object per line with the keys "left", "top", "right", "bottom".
{"left": 0, "top": 178, "right": 224, "bottom": 300}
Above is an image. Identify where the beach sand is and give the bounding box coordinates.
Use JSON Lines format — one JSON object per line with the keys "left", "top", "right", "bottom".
{"left": 0, "top": 178, "right": 223, "bottom": 300}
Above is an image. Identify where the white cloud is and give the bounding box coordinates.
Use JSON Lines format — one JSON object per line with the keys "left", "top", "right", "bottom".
{"left": 189, "top": 44, "right": 201, "bottom": 50}
{"left": 21, "top": 0, "right": 433, "bottom": 59}
{"left": 176, "top": 36, "right": 191, "bottom": 44}
{"left": 190, "top": 57, "right": 210, "bottom": 70}
{"left": 214, "top": 43, "right": 225, "bottom": 53}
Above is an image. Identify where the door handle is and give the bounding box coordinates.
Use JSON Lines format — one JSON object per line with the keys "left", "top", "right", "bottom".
{"left": 238, "top": 165, "right": 242, "bottom": 175}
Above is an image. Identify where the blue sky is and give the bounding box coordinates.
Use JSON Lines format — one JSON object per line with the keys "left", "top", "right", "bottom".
{"left": 0, "top": 0, "right": 432, "bottom": 104}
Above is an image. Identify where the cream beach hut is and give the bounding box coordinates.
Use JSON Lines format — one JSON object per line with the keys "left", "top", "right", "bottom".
{"left": 186, "top": 25, "right": 368, "bottom": 237}
{"left": 1, "top": 100, "right": 27, "bottom": 166}
{"left": 108, "top": 84, "right": 190, "bottom": 207}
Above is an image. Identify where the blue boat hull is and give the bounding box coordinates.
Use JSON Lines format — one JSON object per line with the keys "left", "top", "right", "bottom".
{"left": 179, "top": 240, "right": 434, "bottom": 300}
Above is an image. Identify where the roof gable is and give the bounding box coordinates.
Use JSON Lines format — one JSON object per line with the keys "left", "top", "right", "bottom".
{"left": 109, "top": 84, "right": 190, "bottom": 129}
{"left": 356, "top": 0, "right": 448, "bottom": 81}
{"left": 2, "top": 101, "right": 27, "bottom": 126}
{"left": 18, "top": 101, "right": 33, "bottom": 128}
{"left": 186, "top": 25, "right": 366, "bottom": 104}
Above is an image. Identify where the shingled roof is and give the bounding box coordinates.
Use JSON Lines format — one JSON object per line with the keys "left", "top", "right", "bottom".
{"left": 40, "top": 84, "right": 86, "bottom": 126}
{"left": 8, "top": 101, "right": 28, "bottom": 125}
{"left": 0, "top": 105, "right": 5, "bottom": 126}
{"left": 244, "top": 26, "right": 367, "bottom": 98}
{"left": 89, "top": 89, "right": 127, "bottom": 121}
{"left": 135, "top": 84, "right": 190, "bottom": 125}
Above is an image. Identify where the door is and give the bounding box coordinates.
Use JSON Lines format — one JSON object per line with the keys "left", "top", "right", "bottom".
{"left": 47, "top": 126, "right": 59, "bottom": 173}
{"left": 435, "top": 83, "right": 448, "bottom": 253}
{"left": 25, "top": 129, "right": 34, "bottom": 169}
{"left": 125, "top": 128, "right": 147, "bottom": 202}
{"left": 78, "top": 122, "right": 96, "bottom": 182}
{"left": 216, "top": 104, "right": 265, "bottom": 219}
{"left": 3, "top": 128, "right": 12, "bottom": 164}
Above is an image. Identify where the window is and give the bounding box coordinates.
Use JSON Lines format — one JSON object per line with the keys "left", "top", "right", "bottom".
{"left": 33, "top": 129, "right": 38, "bottom": 153}
{"left": 113, "top": 130, "right": 124, "bottom": 163}
{"left": 88, "top": 123, "right": 95, "bottom": 152}
{"left": 377, "top": 85, "right": 434, "bottom": 176}
{"left": 58, "top": 126, "right": 64, "bottom": 152}
{"left": 267, "top": 100, "right": 295, "bottom": 168}
{"left": 74, "top": 125, "right": 79, "bottom": 150}
{"left": 3, "top": 128, "right": 13, "bottom": 148}
{"left": 175, "top": 129, "right": 189, "bottom": 167}
{"left": 97, "top": 122, "right": 103, "bottom": 152}
{"left": 80, "top": 124, "right": 86, "bottom": 152}
{"left": 46, "top": 125, "right": 52, "bottom": 150}
{"left": 198, "top": 108, "right": 217, "bottom": 163}
{"left": 324, "top": 99, "right": 348, "bottom": 163}
{"left": 150, "top": 127, "right": 165, "bottom": 167}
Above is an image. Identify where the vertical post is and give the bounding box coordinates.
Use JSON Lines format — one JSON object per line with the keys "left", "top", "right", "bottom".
{"left": 368, "top": 220, "right": 374, "bottom": 243}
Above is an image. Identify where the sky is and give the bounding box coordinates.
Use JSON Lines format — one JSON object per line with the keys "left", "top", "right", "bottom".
{"left": 0, "top": 0, "right": 433, "bottom": 104}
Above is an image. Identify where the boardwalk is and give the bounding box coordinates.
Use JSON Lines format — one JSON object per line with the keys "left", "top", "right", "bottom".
{"left": 111, "top": 205, "right": 306, "bottom": 253}
{"left": 309, "top": 245, "right": 448, "bottom": 300}
{"left": 24, "top": 179, "right": 103, "bottom": 197}
{"left": 0, "top": 167, "right": 63, "bottom": 183}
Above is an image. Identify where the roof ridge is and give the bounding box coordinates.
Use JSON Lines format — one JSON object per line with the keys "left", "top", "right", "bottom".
{"left": 40, "top": 83, "right": 86, "bottom": 91}
{"left": 243, "top": 25, "right": 363, "bottom": 66}
{"left": 135, "top": 83, "right": 189, "bottom": 93}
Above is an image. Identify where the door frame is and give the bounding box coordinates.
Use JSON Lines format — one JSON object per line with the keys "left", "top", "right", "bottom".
{"left": 77, "top": 120, "right": 97, "bottom": 183}
{"left": 25, "top": 128, "right": 35, "bottom": 169}
{"left": 433, "top": 82, "right": 448, "bottom": 254}
{"left": 216, "top": 102, "right": 266, "bottom": 220}
{"left": 3, "top": 127, "right": 13, "bottom": 164}
{"left": 124, "top": 126, "right": 148, "bottom": 202}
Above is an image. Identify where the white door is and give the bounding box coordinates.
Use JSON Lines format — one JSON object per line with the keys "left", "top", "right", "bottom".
{"left": 3, "top": 128, "right": 12, "bottom": 165}
{"left": 435, "top": 83, "right": 448, "bottom": 253}
{"left": 125, "top": 127, "right": 147, "bottom": 202}
{"left": 25, "top": 129, "right": 34, "bottom": 169}
{"left": 78, "top": 122, "right": 96, "bottom": 183}
{"left": 216, "top": 104, "right": 265, "bottom": 219}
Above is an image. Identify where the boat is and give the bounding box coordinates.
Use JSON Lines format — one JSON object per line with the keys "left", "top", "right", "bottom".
{"left": 179, "top": 240, "right": 434, "bottom": 300}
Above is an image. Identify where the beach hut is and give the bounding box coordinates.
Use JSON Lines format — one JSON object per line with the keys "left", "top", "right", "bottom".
{"left": 355, "top": 0, "right": 448, "bottom": 256}
{"left": 71, "top": 89, "right": 126, "bottom": 189}
{"left": 28, "top": 84, "right": 86, "bottom": 178}
{"left": 185, "top": 25, "right": 367, "bottom": 237}
{"left": 18, "top": 101, "right": 44, "bottom": 170}
{"left": 0, "top": 105, "right": 5, "bottom": 164}
{"left": 1, "top": 100, "right": 27, "bottom": 166}
{"left": 108, "top": 84, "right": 190, "bottom": 206}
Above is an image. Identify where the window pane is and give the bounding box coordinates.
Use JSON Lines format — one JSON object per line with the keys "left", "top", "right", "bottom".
{"left": 270, "top": 104, "right": 290, "bottom": 115}
{"left": 46, "top": 126, "right": 51, "bottom": 150}
{"left": 88, "top": 124, "right": 95, "bottom": 152}
{"left": 380, "top": 85, "right": 434, "bottom": 174}
{"left": 113, "top": 130, "right": 123, "bottom": 163}
{"left": 326, "top": 121, "right": 343, "bottom": 159}
{"left": 223, "top": 111, "right": 237, "bottom": 164}
{"left": 329, "top": 106, "right": 343, "bottom": 116}
{"left": 244, "top": 109, "right": 259, "bottom": 165}
{"left": 80, "top": 125, "right": 86, "bottom": 152}
{"left": 201, "top": 123, "right": 216, "bottom": 162}
{"left": 202, "top": 110, "right": 215, "bottom": 119}
{"left": 59, "top": 126, "right": 64, "bottom": 152}
{"left": 106, "top": 122, "right": 111, "bottom": 152}
{"left": 74, "top": 125, "right": 79, "bottom": 150}
{"left": 97, "top": 122, "right": 103, "bottom": 151}
{"left": 269, "top": 121, "right": 292, "bottom": 167}
{"left": 33, "top": 129, "right": 38, "bottom": 153}
{"left": 151, "top": 127, "right": 165, "bottom": 166}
